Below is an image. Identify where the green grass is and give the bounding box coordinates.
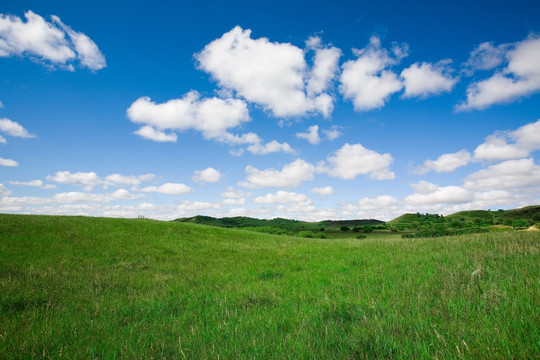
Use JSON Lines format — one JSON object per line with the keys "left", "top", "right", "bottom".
{"left": 1, "top": 214, "right": 539, "bottom": 359}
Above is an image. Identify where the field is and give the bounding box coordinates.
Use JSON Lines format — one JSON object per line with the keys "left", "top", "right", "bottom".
{"left": 0, "top": 214, "right": 539, "bottom": 359}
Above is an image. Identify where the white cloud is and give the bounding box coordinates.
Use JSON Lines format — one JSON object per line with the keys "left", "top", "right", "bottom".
{"left": 176, "top": 200, "right": 221, "bottom": 215}
{"left": 0, "top": 10, "right": 105, "bottom": 70}
{"left": 310, "top": 186, "right": 335, "bottom": 195}
{"left": 0, "top": 118, "right": 35, "bottom": 138}
{"left": 339, "top": 36, "right": 405, "bottom": 111}
{"left": 305, "top": 36, "right": 342, "bottom": 96}
{"left": 134, "top": 126, "right": 178, "bottom": 142}
{"left": 458, "top": 34, "right": 540, "bottom": 110}
{"left": 51, "top": 16, "right": 106, "bottom": 71}
{"left": 220, "top": 187, "right": 249, "bottom": 199}
{"left": 47, "top": 171, "right": 101, "bottom": 191}
{"left": 127, "top": 91, "right": 250, "bottom": 142}
{"left": 254, "top": 190, "right": 312, "bottom": 206}
{"left": 139, "top": 183, "right": 193, "bottom": 195}
{"left": 463, "top": 42, "right": 508, "bottom": 74}
{"left": 52, "top": 189, "right": 143, "bottom": 204}
{"left": 416, "top": 149, "right": 472, "bottom": 174}
{"left": 325, "top": 143, "right": 395, "bottom": 180}
{"left": 192, "top": 167, "right": 221, "bottom": 183}
{"left": 296, "top": 125, "right": 320, "bottom": 144}
{"left": 246, "top": 140, "right": 295, "bottom": 155}
{"left": 322, "top": 128, "right": 341, "bottom": 140}
{"left": 473, "top": 119, "right": 540, "bottom": 161}
{"left": 9, "top": 180, "right": 56, "bottom": 189}
{"left": 400, "top": 61, "right": 457, "bottom": 98}
{"left": 0, "top": 157, "right": 18, "bottom": 167}
{"left": 405, "top": 182, "right": 473, "bottom": 205}
{"left": 463, "top": 158, "right": 540, "bottom": 191}
{"left": 0, "top": 135, "right": 5, "bottom": 144}
{"left": 0, "top": 183, "right": 11, "bottom": 196}
{"left": 0, "top": 100, "right": 3, "bottom": 108}
{"left": 222, "top": 198, "right": 246, "bottom": 206}
{"left": 239, "top": 159, "right": 316, "bottom": 189}
{"left": 104, "top": 173, "right": 155, "bottom": 187}
{"left": 196, "top": 26, "right": 336, "bottom": 117}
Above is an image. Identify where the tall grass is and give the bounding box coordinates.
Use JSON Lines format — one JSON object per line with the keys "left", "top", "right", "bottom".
{"left": 0, "top": 214, "right": 538, "bottom": 359}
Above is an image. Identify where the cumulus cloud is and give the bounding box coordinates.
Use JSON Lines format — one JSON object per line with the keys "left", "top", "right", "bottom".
{"left": 139, "top": 183, "right": 193, "bottom": 195}
{"left": 134, "top": 126, "right": 178, "bottom": 142}
{"left": 192, "top": 167, "right": 221, "bottom": 183}
{"left": 416, "top": 149, "right": 472, "bottom": 174}
{"left": 0, "top": 10, "right": 105, "bottom": 70}
{"left": 47, "top": 171, "right": 155, "bottom": 191}
{"left": 0, "top": 118, "right": 35, "bottom": 139}
{"left": 310, "top": 186, "right": 335, "bottom": 195}
{"left": 458, "top": 34, "right": 540, "bottom": 110}
{"left": 325, "top": 143, "right": 395, "bottom": 180}
{"left": 296, "top": 125, "right": 320, "bottom": 145}
{"left": 239, "top": 159, "right": 316, "bottom": 189}
{"left": 405, "top": 182, "right": 473, "bottom": 205}
{"left": 0, "top": 157, "right": 19, "bottom": 167}
{"left": 9, "top": 180, "right": 56, "bottom": 189}
{"left": 127, "top": 91, "right": 250, "bottom": 142}
{"left": 51, "top": 15, "right": 106, "bottom": 71}
{"left": 196, "top": 26, "right": 338, "bottom": 117}
{"left": 473, "top": 119, "right": 540, "bottom": 161}
{"left": 246, "top": 140, "right": 295, "bottom": 155}
{"left": 463, "top": 42, "right": 508, "bottom": 74}
{"left": 339, "top": 36, "right": 406, "bottom": 111}
{"left": 400, "top": 61, "right": 457, "bottom": 98}
{"left": 254, "top": 190, "right": 312, "bottom": 206}
{"left": 46, "top": 171, "right": 101, "bottom": 191}
{"left": 322, "top": 127, "right": 341, "bottom": 140}
{"left": 463, "top": 158, "right": 540, "bottom": 191}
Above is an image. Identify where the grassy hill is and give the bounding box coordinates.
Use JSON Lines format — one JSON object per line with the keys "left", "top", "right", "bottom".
{"left": 1, "top": 214, "right": 539, "bottom": 358}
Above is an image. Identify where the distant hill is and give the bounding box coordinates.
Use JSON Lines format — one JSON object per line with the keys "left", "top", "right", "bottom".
{"left": 174, "top": 215, "right": 383, "bottom": 231}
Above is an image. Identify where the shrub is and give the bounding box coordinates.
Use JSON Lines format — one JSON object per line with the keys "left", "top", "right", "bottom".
{"left": 363, "top": 225, "right": 373, "bottom": 233}
{"left": 340, "top": 226, "right": 350, "bottom": 232}
{"left": 401, "top": 234, "right": 415, "bottom": 239}
{"left": 512, "top": 219, "right": 529, "bottom": 229}
{"left": 298, "top": 231, "right": 315, "bottom": 238}
{"left": 356, "top": 234, "right": 367, "bottom": 239}
{"left": 316, "top": 232, "right": 327, "bottom": 239}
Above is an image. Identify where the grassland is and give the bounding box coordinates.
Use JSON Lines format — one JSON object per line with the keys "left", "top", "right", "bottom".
{"left": 0, "top": 214, "right": 539, "bottom": 359}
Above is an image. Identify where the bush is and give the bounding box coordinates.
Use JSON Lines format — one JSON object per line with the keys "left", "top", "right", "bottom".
{"left": 298, "top": 231, "right": 315, "bottom": 238}
{"left": 512, "top": 219, "right": 529, "bottom": 229}
{"left": 363, "top": 225, "right": 374, "bottom": 233}
{"left": 316, "top": 232, "right": 327, "bottom": 239}
{"left": 356, "top": 234, "right": 367, "bottom": 239}
{"left": 401, "top": 234, "right": 415, "bottom": 239}
{"left": 340, "top": 226, "right": 350, "bottom": 232}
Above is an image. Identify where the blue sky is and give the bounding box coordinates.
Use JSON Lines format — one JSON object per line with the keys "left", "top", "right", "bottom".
{"left": 0, "top": 0, "right": 539, "bottom": 221}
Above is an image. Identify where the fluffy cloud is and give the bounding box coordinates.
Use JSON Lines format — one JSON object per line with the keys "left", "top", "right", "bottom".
{"left": 53, "top": 189, "right": 143, "bottom": 203}
{"left": 127, "top": 91, "right": 250, "bottom": 142}
{"left": 340, "top": 36, "right": 406, "bottom": 111}
{"left": 134, "top": 126, "right": 178, "bottom": 142}
{"left": 196, "top": 26, "right": 337, "bottom": 117}
{"left": 463, "top": 158, "right": 540, "bottom": 191}
{"left": 322, "top": 128, "right": 341, "bottom": 140}
{"left": 246, "top": 140, "right": 294, "bottom": 155}
{"left": 458, "top": 34, "right": 540, "bottom": 110}
{"left": 405, "top": 182, "right": 473, "bottom": 205}
{"left": 0, "top": 157, "right": 19, "bottom": 167}
{"left": 253, "top": 190, "right": 312, "bottom": 206}
{"left": 220, "top": 187, "right": 249, "bottom": 199}
{"left": 463, "top": 42, "right": 507, "bottom": 74}
{"left": 139, "top": 183, "right": 193, "bottom": 195}
{"left": 47, "top": 171, "right": 101, "bottom": 190}
{"left": 9, "top": 180, "right": 56, "bottom": 189}
{"left": 192, "top": 167, "right": 221, "bottom": 183}
{"left": 0, "top": 10, "right": 105, "bottom": 70}
{"left": 310, "top": 186, "right": 335, "bottom": 195}
{"left": 296, "top": 125, "right": 320, "bottom": 145}
{"left": 47, "top": 171, "right": 155, "bottom": 190}
{"left": 400, "top": 61, "right": 457, "bottom": 98}
{"left": 473, "top": 119, "right": 540, "bottom": 161}
{"left": 239, "top": 159, "right": 316, "bottom": 189}
{"left": 0, "top": 118, "right": 35, "bottom": 139}
{"left": 416, "top": 149, "right": 472, "bottom": 174}
{"left": 325, "top": 143, "right": 395, "bottom": 180}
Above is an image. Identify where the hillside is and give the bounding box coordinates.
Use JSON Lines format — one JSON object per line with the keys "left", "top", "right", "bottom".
{"left": 0, "top": 214, "right": 538, "bottom": 358}
{"left": 175, "top": 215, "right": 383, "bottom": 232}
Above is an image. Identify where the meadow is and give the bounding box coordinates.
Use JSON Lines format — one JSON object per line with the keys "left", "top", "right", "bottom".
{"left": 0, "top": 214, "right": 538, "bottom": 359}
